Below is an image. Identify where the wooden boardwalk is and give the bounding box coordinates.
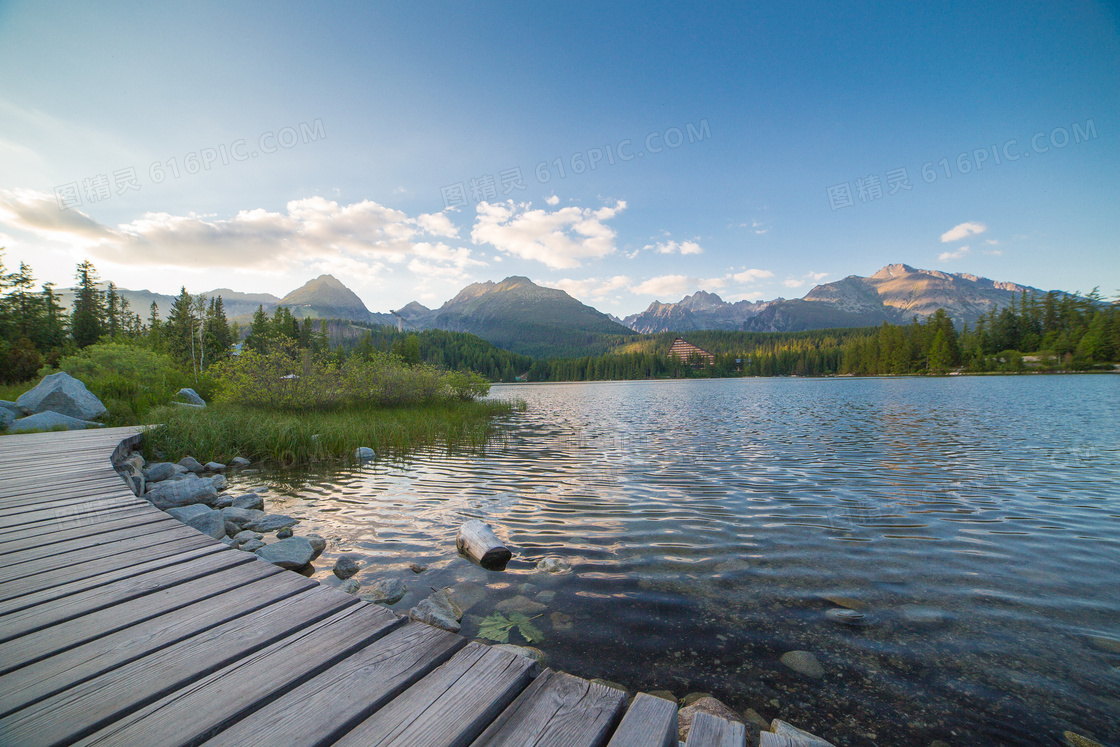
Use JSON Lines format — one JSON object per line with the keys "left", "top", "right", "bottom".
{"left": 0, "top": 427, "right": 757, "bottom": 747}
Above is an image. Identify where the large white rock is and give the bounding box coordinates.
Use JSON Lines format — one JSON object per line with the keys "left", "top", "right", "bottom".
{"left": 16, "top": 372, "right": 107, "bottom": 421}
{"left": 8, "top": 411, "right": 103, "bottom": 433}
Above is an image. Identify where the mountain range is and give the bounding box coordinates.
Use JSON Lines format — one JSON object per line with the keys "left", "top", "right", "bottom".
{"left": 61, "top": 264, "right": 1061, "bottom": 357}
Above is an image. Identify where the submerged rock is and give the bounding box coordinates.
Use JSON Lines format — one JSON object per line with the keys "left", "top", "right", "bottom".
{"left": 780, "top": 650, "right": 825, "bottom": 679}
{"left": 255, "top": 537, "right": 315, "bottom": 569}
{"left": 276, "top": 527, "right": 293, "bottom": 539}
{"left": 338, "top": 578, "right": 361, "bottom": 595}
{"left": 825, "top": 608, "right": 868, "bottom": 627}
{"left": 535, "top": 556, "right": 572, "bottom": 574}
{"left": 819, "top": 594, "right": 870, "bottom": 612}
{"left": 1086, "top": 635, "right": 1120, "bottom": 654}
{"left": 361, "top": 578, "right": 408, "bottom": 605}
{"left": 1064, "top": 730, "right": 1104, "bottom": 747}
{"left": 409, "top": 589, "right": 462, "bottom": 633}
{"left": 495, "top": 595, "right": 546, "bottom": 615}
{"left": 408, "top": 562, "right": 428, "bottom": 573}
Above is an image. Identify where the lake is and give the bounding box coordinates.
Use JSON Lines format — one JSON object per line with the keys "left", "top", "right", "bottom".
{"left": 247, "top": 375, "right": 1120, "bottom": 746}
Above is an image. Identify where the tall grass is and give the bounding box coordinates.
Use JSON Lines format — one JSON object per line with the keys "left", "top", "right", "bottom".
{"left": 141, "top": 399, "right": 526, "bottom": 466}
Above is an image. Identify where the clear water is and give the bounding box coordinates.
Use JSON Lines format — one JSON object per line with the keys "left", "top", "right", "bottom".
{"left": 245, "top": 376, "right": 1120, "bottom": 746}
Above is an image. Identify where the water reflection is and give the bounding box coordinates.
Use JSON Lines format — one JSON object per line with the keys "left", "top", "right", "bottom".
{"left": 244, "top": 376, "right": 1120, "bottom": 746}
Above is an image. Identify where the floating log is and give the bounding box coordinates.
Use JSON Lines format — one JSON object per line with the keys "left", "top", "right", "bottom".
{"left": 456, "top": 519, "right": 512, "bottom": 570}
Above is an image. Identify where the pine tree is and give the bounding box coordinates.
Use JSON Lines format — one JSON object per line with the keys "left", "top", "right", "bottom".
{"left": 71, "top": 260, "right": 106, "bottom": 348}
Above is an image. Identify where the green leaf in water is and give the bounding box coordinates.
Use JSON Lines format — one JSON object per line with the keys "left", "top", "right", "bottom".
{"left": 476, "top": 612, "right": 545, "bottom": 644}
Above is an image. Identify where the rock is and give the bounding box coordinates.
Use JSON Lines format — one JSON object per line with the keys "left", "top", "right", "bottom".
{"left": 8, "top": 411, "right": 103, "bottom": 432}
{"left": 212, "top": 494, "right": 235, "bottom": 508}
{"left": 210, "top": 475, "right": 229, "bottom": 491}
{"left": 534, "top": 590, "right": 556, "bottom": 603}
{"left": 819, "top": 594, "right": 870, "bottom": 612}
{"left": 549, "top": 611, "right": 573, "bottom": 631}
{"left": 145, "top": 478, "right": 218, "bottom": 510}
{"left": 535, "top": 556, "right": 572, "bottom": 574}
{"left": 678, "top": 697, "right": 745, "bottom": 743}
{"left": 305, "top": 535, "right": 326, "bottom": 561}
{"left": 518, "top": 582, "right": 538, "bottom": 596}
{"left": 354, "top": 446, "right": 375, "bottom": 460}
{"left": 220, "top": 536, "right": 236, "bottom": 547}
{"left": 166, "top": 504, "right": 214, "bottom": 523}
{"left": 408, "top": 563, "right": 428, "bottom": 573}
{"left": 230, "top": 456, "right": 251, "bottom": 468}
{"left": 255, "top": 537, "right": 315, "bottom": 569}
{"left": 409, "top": 589, "right": 462, "bottom": 633}
{"left": 333, "top": 555, "right": 361, "bottom": 580}
{"left": 492, "top": 644, "right": 548, "bottom": 667}
{"left": 221, "top": 507, "right": 264, "bottom": 529}
{"left": 338, "top": 578, "right": 361, "bottom": 595}
{"left": 647, "top": 690, "right": 678, "bottom": 705}
{"left": 899, "top": 606, "right": 952, "bottom": 629}
{"left": 361, "top": 578, "right": 408, "bottom": 605}
{"left": 122, "top": 471, "right": 145, "bottom": 496}
{"left": 449, "top": 581, "right": 487, "bottom": 614}
{"left": 240, "top": 539, "right": 266, "bottom": 552}
{"left": 744, "top": 708, "right": 769, "bottom": 731}
{"left": 224, "top": 521, "right": 240, "bottom": 537}
{"left": 204, "top": 461, "right": 226, "bottom": 472}
{"left": 1064, "top": 731, "right": 1104, "bottom": 747}
{"left": 233, "top": 529, "right": 263, "bottom": 544}
{"left": 276, "top": 527, "right": 293, "bottom": 539}
{"left": 825, "top": 608, "right": 868, "bottom": 627}
{"left": 185, "top": 510, "right": 227, "bottom": 540}
{"left": 245, "top": 514, "right": 299, "bottom": 533}
{"left": 144, "top": 462, "right": 180, "bottom": 482}
{"left": 176, "top": 387, "right": 206, "bottom": 406}
{"left": 780, "top": 651, "right": 824, "bottom": 679}
{"left": 232, "top": 493, "right": 264, "bottom": 510}
{"left": 771, "top": 719, "right": 837, "bottom": 746}
{"left": 681, "top": 693, "right": 715, "bottom": 707}
{"left": 495, "top": 595, "right": 546, "bottom": 615}
{"left": 178, "top": 456, "right": 205, "bottom": 473}
{"left": 1086, "top": 635, "right": 1120, "bottom": 653}
{"left": 16, "top": 371, "right": 107, "bottom": 420}
{"left": 0, "top": 407, "right": 16, "bottom": 431}
{"left": 0, "top": 400, "right": 22, "bottom": 420}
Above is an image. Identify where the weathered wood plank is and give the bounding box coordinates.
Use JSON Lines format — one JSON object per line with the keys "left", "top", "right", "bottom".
{"left": 685, "top": 711, "right": 747, "bottom": 747}
{"left": 0, "top": 504, "right": 151, "bottom": 542}
{"left": 200, "top": 621, "right": 467, "bottom": 747}
{"left": 0, "top": 494, "right": 153, "bottom": 531}
{"left": 0, "top": 547, "right": 252, "bottom": 645}
{"left": 0, "top": 509, "right": 171, "bottom": 556}
{"left": 607, "top": 693, "right": 679, "bottom": 747}
{"left": 335, "top": 641, "right": 537, "bottom": 747}
{"left": 0, "top": 537, "right": 219, "bottom": 607}
{"left": 0, "top": 555, "right": 282, "bottom": 674}
{"left": 0, "top": 517, "right": 186, "bottom": 575}
{"left": 0, "top": 572, "right": 317, "bottom": 718}
{"left": 0, "top": 585, "right": 358, "bottom": 747}
{"left": 0, "top": 524, "right": 201, "bottom": 583}
{"left": 77, "top": 602, "right": 408, "bottom": 747}
{"left": 0, "top": 482, "right": 135, "bottom": 512}
{"left": 0, "top": 472, "right": 130, "bottom": 499}
{"left": 470, "top": 669, "right": 628, "bottom": 747}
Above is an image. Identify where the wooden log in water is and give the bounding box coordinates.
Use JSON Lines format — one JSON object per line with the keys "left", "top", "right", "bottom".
{"left": 456, "top": 519, "right": 512, "bottom": 570}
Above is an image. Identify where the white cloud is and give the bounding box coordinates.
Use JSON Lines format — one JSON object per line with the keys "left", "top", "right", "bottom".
{"left": 544, "top": 275, "right": 632, "bottom": 301}
{"left": 782, "top": 271, "right": 828, "bottom": 289}
{"left": 984, "top": 239, "right": 1000, "bottom": 246}
{"left": 938, "top": 245, "right": 971, "bottom": 261}
{"left": 632, "top": 274, "right": 727, "bottom": 298}
{"left": 643, "top": 239, "right": 704, "bottom": 255}
{"left": 732, "top": 268, "right": 774, "bottom": 284}
{"left": 940, "top": 221, "right": 987, "bottom": 243}
{"left": 0, "top": 189, "right": 478, "bottom": 277}
{"left": 545, "top": 194, "right": 559, "bottom": 206}
{"left": 470, "top": 199, "right": 626, "bottom": 269}
{"left": 751, "top": 220, "right": 769, "bottom": 235}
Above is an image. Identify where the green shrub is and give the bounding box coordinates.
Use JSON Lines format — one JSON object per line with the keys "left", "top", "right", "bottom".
{"left": 445, "top": 371, "right": 491, "bottom": 401}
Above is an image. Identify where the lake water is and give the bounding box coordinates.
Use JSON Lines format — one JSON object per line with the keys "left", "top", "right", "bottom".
{"left": 248, "top": 376, "right": 1120, "bottom": 746}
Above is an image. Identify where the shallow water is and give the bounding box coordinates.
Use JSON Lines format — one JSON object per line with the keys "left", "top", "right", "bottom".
{"left": 244, "top": 376, "right": 1120, "bottom": 746}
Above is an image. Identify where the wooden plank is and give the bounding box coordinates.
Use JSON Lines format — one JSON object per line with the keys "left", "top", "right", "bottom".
{"left": 0, "top": 585, "right": 358, "bottom": 747}
{"left": 334, "top": 642, "right": 537, "bottom": 747}
{"left": 470, "top": 669, "right": 628, "bottom": 747}
{"left": 0, "top": 492, "right": 145, "bottom": 529}
{"left": 0, "top": 524, "right": 203, "bottom": 584}
{"left": 0, "top": 571, "right": 317, "bottom": 718}
{"left": 200, "top": 621, "right": 467, "bottom": 747}
{"left": 685, "top": 712, "right": 747, "bottom": 747}
{"left": 0, "top": 509, "right": 171, "bottom": 556}
{"left": 0, "top": 537, "right": 220, "bottom": 607}
{"left": 0, "top": 479, "right": 133, "bottom": 509}
{"left": 0, "top": 503, "right": 152, "bottom": 542}
{"left": 0, "top": 555, "right": 282, "bottom": 674}
{"left": 0, "top": 547, "right": 252, "bottom": 645}
{"left": 0, "top": 515, "right": 181, "bottom": 572}
{"left": 77, "top": 603, "right": 408, "bottom": 747}
{"left": 607, "top": 693, "right": 679, "bottom": 747}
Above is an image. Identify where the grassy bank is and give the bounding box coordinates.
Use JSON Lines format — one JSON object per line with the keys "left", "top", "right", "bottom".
{"left": 141, "top": 399, "right": 525, "bottom": 466}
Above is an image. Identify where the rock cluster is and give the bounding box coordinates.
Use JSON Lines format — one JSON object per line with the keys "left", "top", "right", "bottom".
{"left": 3, "top": 372, "right": 107, "bottom": 433}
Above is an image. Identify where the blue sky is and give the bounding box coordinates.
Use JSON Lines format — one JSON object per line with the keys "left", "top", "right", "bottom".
{"left": 1, "top": 1, "right": 1117, "bottom": 315}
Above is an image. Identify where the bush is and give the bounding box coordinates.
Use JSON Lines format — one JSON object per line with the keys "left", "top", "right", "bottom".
{"left": 445, "top": 371, "right": 491, "bottom": 401}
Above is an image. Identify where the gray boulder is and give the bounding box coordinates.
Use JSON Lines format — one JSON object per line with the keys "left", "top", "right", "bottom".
{"left": 179, "top": 456, "right": 205, "bottom": 473}
{"left": 245, "top": 514, "right": 299, "bottom": 533}
{"left": 221, "top": 507, "right": 264, "bottom": 529}
{"left": 143, "top": 462, "right": 182, "bottom": 482}
{"left": 210, "top": 474, "right": 229, "bottom": 491}
{"left": 233, "top": 529, "right": 263, "bottom": 545}
{"left": 354, "top": 446, "right": 375, "bottom": 460}
{"left": 306, "top": 534, "right": 326, "bottom": 561}
{"left": 212, "top": 494, "right": 235, "bottom": 508}
{"left": 0, "top": 400, "right": 22, "bottom": 420}
{"left": 409, "top": 589, "right": 462, "bottom": 632}
{"left": 8, "top": 411, "right": 103, "bottom": 433}
{"left": 176, "top": 387, "right": 206, "bottom": 406}
{"left": 186, "top": 510, "right": 227, "bottom": 540}
{"left": 166, "top": 504, "right": 215, "bottom": 523}
{"left": 204, "top": 461, "right": 226, "bottom": 472}
{"left": 145, "top": 479, "right": 218, "bottom": 510}
{"left": 240, "top": 539, "right": 266, "bottom": 552}
{"left": 15, "top": 371, "right": 107, "bottom": 421}
{"left": 0, "top": 408, "right": 15, "bottom": 432}
{"left": 361, "top": 578, "right": 408, "bottom": 605}
{"left": 232, "top": 493, "right": 264, "bottom": 510}
{"left": 256, "top": 537, "right": 315, "bottom": 569}
{"left": 333, "top": 555, "right": 360, "bottom": 579}
{"left": 230, "top": 456, "right": 251, "bottom": 468}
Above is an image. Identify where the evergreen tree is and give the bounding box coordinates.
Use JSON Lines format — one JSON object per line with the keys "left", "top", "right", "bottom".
{"left": 71, "top": 260, "right": 106, "bottom": 348}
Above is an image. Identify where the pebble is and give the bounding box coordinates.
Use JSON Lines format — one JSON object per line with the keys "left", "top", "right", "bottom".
{"left": 549, "top": 611, "right": 573, "bottom": 631}
{"left": 408, "top": 562, "right": 428, "bottom": 573}
{"left": 276, "top": 527, "right": 293, "bottom": 539}
{"left": 780, "top": 650, "right": 825, "bottom": 679}
{"left": 826, "top": 608, "right": 868, "bottom": 627}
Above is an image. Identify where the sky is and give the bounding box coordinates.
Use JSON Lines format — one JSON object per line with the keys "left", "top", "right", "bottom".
{"left": 1, "top": 1, "right": 1118, "bottom": 316}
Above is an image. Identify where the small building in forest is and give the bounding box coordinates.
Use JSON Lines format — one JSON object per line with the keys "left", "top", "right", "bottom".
{"left": 668, "top": 337, "right": 715, "bottom": 365}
